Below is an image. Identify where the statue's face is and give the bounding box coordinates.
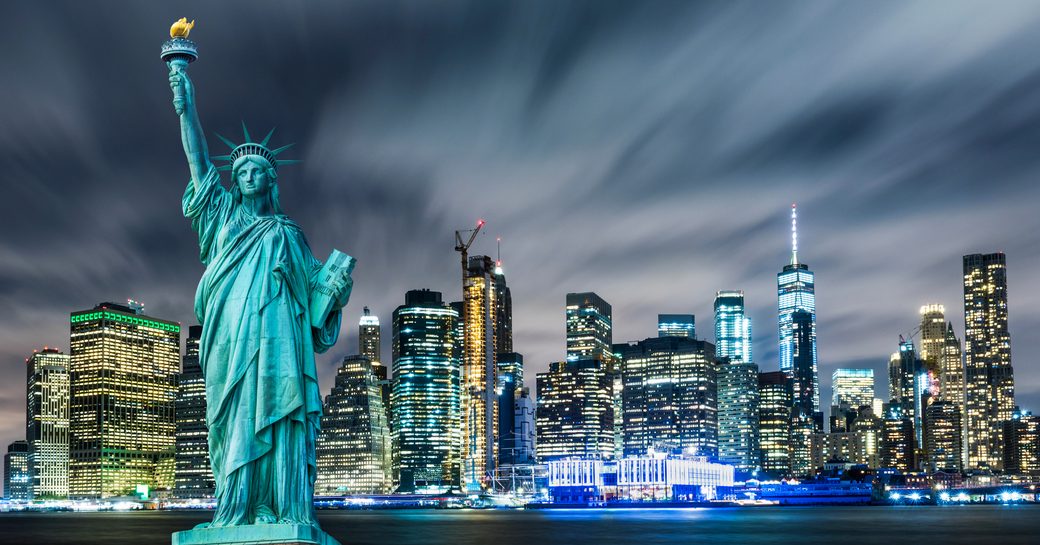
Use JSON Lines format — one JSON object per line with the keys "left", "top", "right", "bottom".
{"left": 235, "top": 158, "right": 273, "bottom": 198}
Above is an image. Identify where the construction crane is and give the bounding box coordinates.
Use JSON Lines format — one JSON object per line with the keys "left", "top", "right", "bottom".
{"left": 455, "top": 219, "right": 486, "bottom": 272}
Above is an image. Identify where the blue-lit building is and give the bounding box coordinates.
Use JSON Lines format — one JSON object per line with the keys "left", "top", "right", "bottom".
{"left": 778, "top": 205, "right": 819, "bottom": 415}
{"left": 890, "top": 338, "right": 928, "bottom": 451}
{"left": 497, "top": 352, "right": 524, "bottom": 466}
{"left": 714, "top": 290, "right": 759, "bottom": 473}
{"left": 391, "top": 289, "right": 461, "bottom": 492}
{"left": 566, "top": 292, "right": 612, "bottom": 362}
{"left": 714, "top": 292, "right": 750, "bottom": 362}
{"left": 657, "top": 314, "right": 695, "bottom": 339}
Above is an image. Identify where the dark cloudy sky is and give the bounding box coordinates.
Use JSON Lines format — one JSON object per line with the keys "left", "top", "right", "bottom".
{"left": 3, "top": 1, "right": 1040, "bottom": 454}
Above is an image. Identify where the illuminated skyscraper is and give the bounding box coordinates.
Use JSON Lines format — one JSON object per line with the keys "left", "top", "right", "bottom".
{"left": 758, "top": 371, "right": 793, "bottom": 478}
{"left": 880, "top": 405, "right": 915, "bottom": 472}
{"left": 830, "top": 369, "right": 874, "bottom": 432}
{"left": 566, "top": 292, "right": 612, "bottom": 362}
{"left": 789, "top": 309, "right": 820, "bottom": 476}
{"left": 3, "top": 441, "right": 30, "bottom": 501}
{"left": 494, "top": 261, "right": 513, "bottom": 355}
{"left": 497, "top": 352, "right": 524, "bottom": 466}
{"left": 535, "top": 359, "right": 614, "bottom": 461}
{"left": 617, "top": 337, "right": 718, "bottom": 458}
{"left": 69, "top": 302, "right": 180, "bottom": 498}
{"left": 963, "top": 252, "right": 1015, "bottom": 470}
{"left": 391, "top": 290, "right": 460, "bottom": 492}
{"left": 360, "top": 306, "right": 381, "bottom": 366}
{"left": 174, "top": 326, "right": 213, "bottom": 498}
{"left": 462, "top": 256, "right": 498, "bottom": 490}
{"left": 1003, "top": 409, "right": 1040, "bottom": 476}
{"left": 26, "top": 348, "right": 69, "bottom": 499}
{"left": 316, "top": 355, "right": 393, "bottom": 495}
{"left": 657, "top": 314, "right": 695, "bottom": 339}
{"left": 778, "top": 205, "right": 819, "bottom": 414}
{"left": 923, "top": 401, "right": 963, "bottom": 473}
{"left": 714, "top": 292, "right": 751, "bottom": 362}
{"left": 714, "top": 290, "right": 758, "bottom": 472}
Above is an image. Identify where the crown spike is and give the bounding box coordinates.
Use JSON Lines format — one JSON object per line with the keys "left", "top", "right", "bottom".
{"left": 241, "top": 121, "right": 253, "bottom": 143}
{"left": 260, "top": 127, "right": 276, "bottom": 147}
{"left": 214, "top": 133, "right": 237, "bottom": 150}
{"left": 271, "top": 142, "right": 296, "bottom": 156}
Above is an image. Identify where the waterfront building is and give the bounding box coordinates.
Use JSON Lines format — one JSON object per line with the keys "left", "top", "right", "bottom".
{"left": 923, "top": 401, "right": 963, "bottom": 473}
{"left": 497, "top": 352, "right": 524, "bottom": 466}
{"left": 616, "top": 337, "right": 718, "bottom": 458}
{"left": 963, "top": 253, "right": 1015, "bottom": 470}
{"left": 811, "top": 431, "right": 869, "bottom": 471}
{"left": 830, "top": 369, "right": 874, "bottom": 432}
{"left": 69, "top": 302, "right": 180, "bottom": 498}
{"left": 3, "top": 441, "right": 31, "bottom": 501}
{"left": 535, "top": 359, "right": 614, "bottom": 461}
{"left": 758, "top": 371, "right": 793, "bottom": 477}
{"left": 391, "top": 289, "right": 460, "bottom": 492}
{"left": 566, "top": 292, "right": 613, "bottom": 362}
{"left": 174, "top": 326, "right": 213, "bottom": 498}
{"left": 316, "top": 355, "right": 393, "bottom": 495}
{"left": 546, "top": 455, "right": 734, "bottom": 504}
{"left": 850, "top": 407, "right": 882, "bottom": 468}
{"left": 714, "top": 291, "right": 750, "bottom": 362}
{"left": 658, "top": 314, "right": 695, "bottom": 339}
{"left": 462, "top": 256, "right": 499, "bottom": 490}
{"left": 26, "top": 348, "right": 69, "bottom": 499}
{"left": 778, "top": 205, "right": 820, "bottom": 415}
{"left": 1002, "top": 409, "right": 1039, "bottom": 476}
{"left": 880, "top": 405, "right": 915, "bottom": 472}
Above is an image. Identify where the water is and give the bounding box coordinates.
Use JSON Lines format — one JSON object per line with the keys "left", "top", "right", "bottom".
{"left": 0, "top": 506, "right": 1037, "bottom": 545}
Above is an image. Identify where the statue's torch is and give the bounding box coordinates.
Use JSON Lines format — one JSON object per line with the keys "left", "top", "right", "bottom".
{"left": 161, "top": 18, "right": 198, "bottom": 116}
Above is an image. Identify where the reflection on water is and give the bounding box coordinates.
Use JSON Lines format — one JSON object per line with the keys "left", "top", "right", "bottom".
{"left": 0, "top": 506, "right": 1037, "bottom": 545}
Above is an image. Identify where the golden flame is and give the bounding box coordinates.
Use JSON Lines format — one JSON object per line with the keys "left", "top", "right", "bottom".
{"left": 170, "top": 18, "right": 195, "bottom": 39}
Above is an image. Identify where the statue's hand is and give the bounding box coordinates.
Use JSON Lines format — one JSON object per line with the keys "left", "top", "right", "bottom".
{"left": 167, "top": 62, "right": 195, "bottom": 116}
{"left": 330, "top": 273, "right": 354, "bottom": 310}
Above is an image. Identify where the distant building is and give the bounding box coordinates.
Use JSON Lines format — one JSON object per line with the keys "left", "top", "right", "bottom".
{"left": 494, "top": 262, "right": 513, "bottom": 355}
{"left": 391, "top": 290, "right": 460, "bottom": 492}
{"left": 26, "top": 348, "right": 70, "bottom": 499}
{"left": 316, "top": 355, "right": 393, "bottom": 495}
{"left": 880, "top": 405, "right": 915, "bottom": 472}
{"left": 497, "top": 352, "right": 524, "bottom": 466}
{"left": 717, "top": 362, "right": 759, "bottom": 473}
{"left": 657, "top": 314, "right": 695, "bottom": 339}
{"left": 714, "top": 291, "right": 750, "bottom": 362}
{"left": 778, "top": 205, "right": 820, "bottom": 414}
{"left": 546, "top": 456, "right": 734, "bottom": 504}
{"left": 890, "top": 338, "right": 927, "bottom": 450}
{"left": 536, "top": 359, "right": 614, "bottom": 461}
{"left": 789, "top": 309, "right": 820, "bottom": 477}
{"left": 174, "top": 326, "right": 213, "bottom": 498}
{"left": 512, "top": 388, "right": 537, "bottom": 465}
{"left": 359, "top": 306, "right": 382, "bottom": 366}
{"left": 617, "top": 337, "right": 718, "bottom": 458}
{"left": 1002, "top": 409, "right": 1039, "bottom": 476}
{"left": 69, "top": 302, "right": 180, "bottom": 498}
{"left": 963, "top": 253, "right": 1015, "bottom": 471}
{"left": 759, "top": 371, "right": 793, "bottom": 478}
{"left": 830, "top": 369, "right": 874, "bottom": 432}
{"left": 3, "top": 441, "right": 30, "bottom": 501}
{"left": 566, "top": 292, "right": 613, "bottom": 362}
{"left": 923, "top": 401, "right": 963, "bottom": 473}
{"left": 462, "top": 256, "right": 499, "bottom": 490}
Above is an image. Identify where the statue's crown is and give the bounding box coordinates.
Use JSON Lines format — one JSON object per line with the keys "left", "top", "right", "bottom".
{"left": 213, "top": 123, "right": 298, "bottom": 172}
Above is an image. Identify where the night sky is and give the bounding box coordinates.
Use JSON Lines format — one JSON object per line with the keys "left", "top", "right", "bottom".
{"left": 3, "top": 1, "right": 1040, "bottom": 454}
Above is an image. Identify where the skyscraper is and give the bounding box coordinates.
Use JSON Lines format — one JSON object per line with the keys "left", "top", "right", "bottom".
{"left": 714, "top": 290, "right": 758, "bottom": 473}
{"left": 830, "top": 369, "right": 874, "bottom": 432}
{"left": 316, "top": 355, "right": 393, "bottom": 495}
{"left": 890, "top": 338, "right": 929, "bottom": 452}
{"left": 359, "top": 306, "right": 382, "bottom": 369}
{"left": 923, "top": 401, "right": 963, "bottom": 473}
{"left": 497, "top": 352, "right": 524, "bottom": 466}
{"left": 26, "top": 348, "right": 69, "bottom": 499}
{"left": 1002, "top": 409, "right": 1040, "bottom": 476}
{"left": 535, "top": 359, "right": 614, "bottom": 461}
{"left": 880, "top": 405, "right": 915, "bottom": 472}
{"left": 778, "top": 205, "right": 819, "bottom": 414}
{"left": 657, "top": 314, "right": 695, "bottom": 339}
{"left": 758, "top": 371, "right": 793, "bottom": 478}
{"left": 616, "top": 337, "right": 718, "bottom": 458}
{"left": 462, "top": 256, "right": 498, "bottom": 490}
{"left": 566, "top": 292, "right": 612, "bottom": 362}
{"left": 174, "top": 326, "right": 213, "bottom": 498}
{"left": 391, "top": 290, "right": 460, "bottom": 492}
{"left": 3, "top": 441, "right": 30, "bottom": 501}
{"left": 494, "top": 261, "right": 513, "bottom": 355}
{"left": 69, "top": 302, "right": 180, "bottom": 498}
{"left": 963, "top": 252, "right": 1015, "bottom": 470}
{"left": 789, "top": 309, "right": 820, "bottom": 476}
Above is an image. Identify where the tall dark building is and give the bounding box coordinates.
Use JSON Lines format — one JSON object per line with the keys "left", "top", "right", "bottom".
{"left": 497, "top": 352, "right": 524, "bottom": 466}
{"left": 392, "top": 290, "right": 461, "bottom": 492}
{"left": 789, "top": 309, "right": 821, "bottom": 477}
{"left": 881, "top": 405, "right": 915, "bottom": 472}
{"left": 963, "top": 252, "right": 1015, "bottom": 470}
{"left": 565, "top": 292, "right": 612, "bottom": 362}
{"left": 758, "top": 371, "right": 793, "bottom": 478}
{"left": 174, "top": 326, "right": 213, "bottom": 498}
{"left": 535, "top": 359, "right": 614, "bottom": 461}
{"left": 890, "top": 338, "right": 926, "bottom": 451}
{"left": 494, "top": 263, "right": 513, "bottom": 355}
{"left": 3, "top": 441, "right": 31, "bottom": 501}
{"left": 616, "top": 337, "right": 718, "bottom": 458}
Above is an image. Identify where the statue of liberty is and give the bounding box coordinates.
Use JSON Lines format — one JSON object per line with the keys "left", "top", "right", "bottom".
{"left": 164, "top": 21, "right": 352, "bottom": 541}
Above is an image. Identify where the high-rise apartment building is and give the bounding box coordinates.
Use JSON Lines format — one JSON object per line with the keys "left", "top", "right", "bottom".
{"left": 316, "top": 355, "right": 393, "bottom": 495}
{"left": 923, "top": 401, "right": 963, "bottom": 473}
{"left": 69, "top": 302, "right": 180, "bottom": 498}
{"left": 830, "top": 369, "right": 874, "bottom": 432}
{"left": 963, "top": 253, "right": 1015, "bottom": 470}
{"left": 3, "top": 441, "right": 30, "bottom": 501}
{"left": 1002, "top": 409, "right": 1039, "bottom": 476}
{"left": 778, "top": 205, "right": 819, "bottom": 414}
{"left": 616, "top": 337, "right": 718, "bottom": 458}
{"left": 174, "top": 326, "right": 213, "bottom": 498}
{"left": 391, "top": 290, "right": 460, "bottom": 492}
{"left": 880, "top": 405, "right": 915, "bottom": 472}
{"left": 535, "top": 359, "right": 614, "bottom": 461}
{"left": 462, "top": 256, "right": 498, "bottom": 490}
{"left": 758, "top": 371, "right": 793, "bottom": 478}
{"left": 658, "top": 314, "right": 695, "bottom": 339}
{"left": 26, "top": 348, "right": 69, "bottom": 499}
{"left": 566, "top": 292, "right": 612, "bottom": 362}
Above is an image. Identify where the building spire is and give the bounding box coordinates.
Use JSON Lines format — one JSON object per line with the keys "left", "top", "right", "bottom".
{"left": 790, "top": 203, "right": 799, "bottom": 265}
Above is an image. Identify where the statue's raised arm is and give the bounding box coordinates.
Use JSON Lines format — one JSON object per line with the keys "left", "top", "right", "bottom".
{"left": 169, "top": 63, "right": 211, "bottom": 188}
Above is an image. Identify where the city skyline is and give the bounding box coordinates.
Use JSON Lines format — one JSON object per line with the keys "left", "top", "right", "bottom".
{"left": 5, "top": 1, "right": 1040, "bottom": 460}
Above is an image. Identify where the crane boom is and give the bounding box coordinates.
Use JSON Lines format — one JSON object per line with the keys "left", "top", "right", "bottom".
{"left": 455, "top": 219, "right": 485, "bottom": 271}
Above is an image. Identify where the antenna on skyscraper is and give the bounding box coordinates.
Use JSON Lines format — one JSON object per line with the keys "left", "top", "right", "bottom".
{"left": 790, "top": 203, "right": 799, "bottom": 265}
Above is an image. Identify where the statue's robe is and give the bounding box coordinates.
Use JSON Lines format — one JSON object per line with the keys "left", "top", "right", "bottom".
{"left": 183, "top": 166, "right": 340, "bottom": 527}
